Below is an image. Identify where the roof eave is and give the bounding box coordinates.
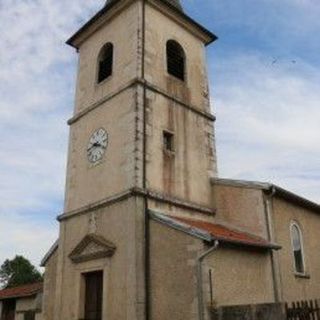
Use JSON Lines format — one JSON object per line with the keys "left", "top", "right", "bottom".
{"left": 147, "top": 0, "right": 217, "bottom": 45}
{"left": 149, "top": 210, "right": 280, "bottom": 251}
{"left": 66, "top": 0, "right": 218, "bottom": 50}
{"left": 40, "top": 239, "right": 59, "bottom": 267}
{"left": 149, "top": 210, "right": 213, "bottom": 242}
{"left": 211, "top": 177, "right": 320, "bottom": 214}
{"left": 66, "top": 0, "right": 121, "bottom": 49}
{"left": 0, "top": 292, "right": 39, "bottom": 301}
{"left": 216, "top": 237, "right": 281, "bottom": 251}
{"left": 271, "top": 185, "right": 320, "bottom": 214}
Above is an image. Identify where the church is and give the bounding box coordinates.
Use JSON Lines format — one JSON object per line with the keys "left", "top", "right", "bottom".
{"left": 38, "top": 0, "right": 320, "bottom": 319}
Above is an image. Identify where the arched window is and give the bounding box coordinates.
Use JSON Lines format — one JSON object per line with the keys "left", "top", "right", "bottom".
{"left": 290, "top": 222, "right": 305, "bottom": 274}
{"left": 166, "top": 40, "right": 185, "bottom": 81}
{"left": 97, "top": 43, "right": 113, "bottom": 83}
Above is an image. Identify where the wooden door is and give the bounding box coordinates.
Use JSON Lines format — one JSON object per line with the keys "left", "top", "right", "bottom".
{"left": 2, "top": 299, "right": 16, "bottom": 320}
{"left": 84, "top": 271, "right": 103, "bottom": 320}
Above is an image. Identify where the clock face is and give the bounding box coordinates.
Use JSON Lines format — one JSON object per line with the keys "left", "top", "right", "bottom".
{"left": 87, "top": 128, "right": 108, "bottom": 163}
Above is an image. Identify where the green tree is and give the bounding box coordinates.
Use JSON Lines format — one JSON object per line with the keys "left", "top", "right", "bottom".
{"left": 0, "top": 255, "right": 43, "bottom": 288}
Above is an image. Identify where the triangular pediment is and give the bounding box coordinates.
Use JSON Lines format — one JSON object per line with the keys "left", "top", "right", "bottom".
{"left": 69, "top": 234, "right": 116, "bottom": 263}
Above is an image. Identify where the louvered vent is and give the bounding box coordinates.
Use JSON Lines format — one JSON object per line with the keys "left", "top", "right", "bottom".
{"left": 166, "top": 40, "right": 185, "bottom": 81}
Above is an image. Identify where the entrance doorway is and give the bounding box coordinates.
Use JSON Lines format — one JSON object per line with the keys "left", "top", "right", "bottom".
{"left": 84, "top": 271, "right": 103, "bottom": 320}
{"left": 1, "top": 299, "right": 16, "bottom": 320}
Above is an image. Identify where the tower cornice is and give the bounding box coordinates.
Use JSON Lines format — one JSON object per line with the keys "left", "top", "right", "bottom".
{"left": 58, "top": 187, "right": 216, "bottom": 222}
{"left": 66, "top": 0, "right": 217, "bottom": 49}
{"left": 67, "top": 78, "right": 216, "bottom": 126}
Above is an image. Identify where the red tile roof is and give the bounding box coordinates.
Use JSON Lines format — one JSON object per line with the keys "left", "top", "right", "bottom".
{"left": 0, "top": 282, "right": 43, "bottom": 300}
{"left": 172, "top": 216, "right": 280, "bottom": 250}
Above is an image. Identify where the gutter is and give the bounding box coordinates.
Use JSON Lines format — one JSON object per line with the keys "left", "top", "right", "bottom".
{"left": 197, "top": 240, "right": 219, "bottom": 320}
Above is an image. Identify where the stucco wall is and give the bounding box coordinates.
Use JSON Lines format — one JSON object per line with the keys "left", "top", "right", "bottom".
{"left": 212, "top": 184, "right": 268, "bottom": 238}
{"left": 208, "top": 248, "right": 275, "bottom": 306}
{"left": 15, "top": 295, "right": 42, "bottom": 320}
{"left": 15, "top": 312, "right": 43, "bottom": 320}
{"left": 42, "top": 250, "right": 58, "bottom": 320}
{"left": 150, "top": 219, "right": 275, "bottom": 320}
{"left": 145, "top": 2, "right": 212, "bottom": 112}
{"left": 52, "top": 1, "right": 220, "bottom": 320}
{"left": 150, "top": 220, "right": 203, "bottom": 320}
{"left": 272, "top": 197, "right": 320, "bottom": 302}
{"left": 16, "top": 297, "right": 36, "bottom": 312}
{"left": 74, "top": 1, "right": 140, "bottom": 113}
{"left": 146, "top": 93, "right": 216, "bottom": 206}
{"left": 65, "top": 0, "right": 218, "bottom": 212}
{"left": 53, "top": 197, "right": 145, "bottom": 320}
{"left": 64, "top": 87, "right": 138, "bottom": 212}
{"left": 144, "top": 2, "right": 217, "bottom": 206}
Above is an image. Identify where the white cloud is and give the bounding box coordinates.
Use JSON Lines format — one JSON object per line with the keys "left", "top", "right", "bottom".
{"left": 212, "top": 52, "right": 320, "bottom": 202}
{"left": 0, "top": 213, "right": 57, "bottom": 268}
{"left": 0, "top": 0, "right": 105, "bottom": 266}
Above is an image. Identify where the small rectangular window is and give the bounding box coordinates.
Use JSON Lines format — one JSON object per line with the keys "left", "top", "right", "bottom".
{"left": 163, "top": 131, "right": 174, "bottom": 152}
{"left": 24, "top": 311, "right": 35, "bottom": 320}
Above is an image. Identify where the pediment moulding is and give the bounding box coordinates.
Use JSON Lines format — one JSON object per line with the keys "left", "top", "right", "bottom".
{"left": 69, "top": 234, "right": 116, "bottom": 263}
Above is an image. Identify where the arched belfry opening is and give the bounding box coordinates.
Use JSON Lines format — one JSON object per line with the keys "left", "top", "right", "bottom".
{"left": 166, "top": 40, "right": 186, "bottom": 81}
{"left": 97, "top": 43, "right": 113, "bottom": 83}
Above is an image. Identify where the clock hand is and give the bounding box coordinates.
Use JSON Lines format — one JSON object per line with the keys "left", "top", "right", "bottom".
{"left": 87, "top": 142, "right": 105, "bottom": 151}
{"left": 87, "top": 144, "right": 97, "bottom": 152}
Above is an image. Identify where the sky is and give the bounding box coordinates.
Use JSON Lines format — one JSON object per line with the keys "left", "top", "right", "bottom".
{"left": 0, "top": 0, "right": 319, "bottom": 268}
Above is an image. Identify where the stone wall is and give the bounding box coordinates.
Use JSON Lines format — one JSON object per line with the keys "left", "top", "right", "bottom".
{"left": 211, "top": 303, "right": 285, "bottom": 320}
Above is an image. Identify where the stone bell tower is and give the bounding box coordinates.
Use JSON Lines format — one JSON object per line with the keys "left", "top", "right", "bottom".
{"left": 42, "top": 1, "right": 217, "bottom": 320}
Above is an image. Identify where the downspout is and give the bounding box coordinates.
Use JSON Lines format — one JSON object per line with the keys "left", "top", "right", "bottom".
{"left": 264, "top": 185, "right": 281, "bottom": 302}
{"left": 197, "top": 240, "right": 219, "bottom": 320}
{"left": 141, "top": 0, "right": 150, "bottom": 320}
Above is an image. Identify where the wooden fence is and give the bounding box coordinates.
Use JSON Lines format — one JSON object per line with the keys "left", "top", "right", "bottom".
{"left": 285, "top": 300, "right": 320, "bottom": 320}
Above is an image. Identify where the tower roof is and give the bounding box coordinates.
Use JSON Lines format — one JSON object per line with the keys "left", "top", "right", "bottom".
{"left": 105, "top": 0, "right": 183, "bottom": 11}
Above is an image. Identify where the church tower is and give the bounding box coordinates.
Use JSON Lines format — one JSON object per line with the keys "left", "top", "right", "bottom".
{"left": 43, "top": 1, "right": 218, "bottom": 319}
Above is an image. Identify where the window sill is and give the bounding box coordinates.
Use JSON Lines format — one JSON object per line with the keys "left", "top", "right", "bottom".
{"left": 166, "top": 73, "right": 186, "bottom": 84}
{"left": 163, "top": 149, "right": 175, "bottom": 157}
{"left": 294, "top": 272, "right": 310, "bottom": 279}
{"left": 96, "top": 74, "right": 113, "bottom": 87}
